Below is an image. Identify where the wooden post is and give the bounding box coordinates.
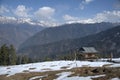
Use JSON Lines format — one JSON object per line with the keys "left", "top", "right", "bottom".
{"left": 74, "top": 50, "right": 78, "bottom": 73}
{"left": 75, "top": 52, "right": 77, "bottom": 67}
{"left": 110, "top": 52, "right": 113, "bottom": 61}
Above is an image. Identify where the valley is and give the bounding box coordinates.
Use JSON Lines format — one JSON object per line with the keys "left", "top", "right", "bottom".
{"left": 0, "top": 0, "right": 120, "bottom": 80}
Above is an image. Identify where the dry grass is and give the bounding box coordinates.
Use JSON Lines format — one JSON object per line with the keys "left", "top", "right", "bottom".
{"left": 23, "top": 70, "right": 29, "bottom": 72}
{"left": 102, "top": 64, "right": 113, "bottom": 67}
{"left": 0, "top": 67, "right": 120, "bottom": 80}
{"left": 29, "top": 68, "right": 36, "bottom": 70}
{"left": 6, "top": 67, "right": 11, "bottom": 69}
{"left": 50, "top": 65, "right": 57, "bottom": 67}
{"left": 60, "top": 66, "right": 69, "bottom": 69}
{"left": 41, "top": 68, "right": 52, "bottom": 70}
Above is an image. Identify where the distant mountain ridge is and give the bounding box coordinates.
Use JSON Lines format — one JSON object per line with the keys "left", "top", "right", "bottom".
{"left": 19, "top": 22, "right": 116, "bottom": 50}
{"left": 18, "top": 23, "right": 120, "bottom": 59}
{"left": 0, "top": 23, "right": 44, "bottom": 49}
{"left": 0, "top": 16, "right": 57, "bottom": 27}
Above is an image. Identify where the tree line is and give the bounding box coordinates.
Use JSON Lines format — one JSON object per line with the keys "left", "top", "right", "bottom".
{"left": 0, "top": 44, "right": 35, "bottom": 66}
{"left": 0, "top": 44, "right": 107, "bottom": 66}
{"left": 0, "top": 44, "right": 59, "bottom": 66}
{"left": 0, "top": 44, "right": 16, "bottom": 65}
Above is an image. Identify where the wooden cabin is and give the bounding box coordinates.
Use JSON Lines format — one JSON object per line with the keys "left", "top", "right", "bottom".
{"left": 78, "top": 47, "right": 99, "bottom": 60}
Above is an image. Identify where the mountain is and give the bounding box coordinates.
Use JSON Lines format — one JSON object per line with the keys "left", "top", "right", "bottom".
{"left": 0, "top": 23, "right": 44, "bottom": 49}
{"left": 18, "top": 23, "right": 120, "bottom": 59}
{"left": 0, "top": 16, "right": 58, "bottom": 27}
{"left": 19, "top": 22, "right": 116, "bottom": 50}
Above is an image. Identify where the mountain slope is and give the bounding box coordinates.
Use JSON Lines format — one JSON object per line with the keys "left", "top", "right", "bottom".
{"left": 19, "top": 22, "right": 116, "bottom": 49}
{"left": 18, "top": 24, "right": 120, "bottom": 59}
{"left": 0, "top": 23, "right": 44, "bottom": 49}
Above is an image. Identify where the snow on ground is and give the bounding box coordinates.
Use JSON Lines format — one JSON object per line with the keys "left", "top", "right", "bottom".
{"left": 112, "top": 58, "right": 120, "bottom": 62}
{"left": 0, "top": 60, "right": 120, "bottom": 76}
{"left": 29, "top": 75, "right": 47, "bottom": 80}
{"left": 55, "top": 72, "right": 72, "bottom": 80}
{"left": 99, "top": 58, "right": 120, "bottom": 63}
{"left": 55, "top": 72, "right": 105, "bottom": 80}
{"left": 111, "top": 77, "right": 120, "bottom": 80}
{"left": 62, "top": 75, "right": 105, "bottom": 80}
{"left": 110, "top": 64, "right": 120, "bottom": 67}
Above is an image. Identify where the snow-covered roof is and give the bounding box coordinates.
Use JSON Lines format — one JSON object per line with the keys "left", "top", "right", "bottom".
{"left": 79, "top": 47, "right": 98, "bottom": 53}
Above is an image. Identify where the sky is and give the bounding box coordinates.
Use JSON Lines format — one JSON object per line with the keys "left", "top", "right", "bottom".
{"left": 0, "top": 0, "right": 120, "bottom": 26}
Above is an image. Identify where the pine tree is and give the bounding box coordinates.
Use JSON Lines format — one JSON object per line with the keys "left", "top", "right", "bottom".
{"left": 21, "top": 55, "right": 29, "bottom": 64}
{"left": 0, "top": 44, "right": 9, "bottom": 65}
{"left": 0, "top": 47, "right": 2, "bottom": 65}
{"left": 9, "top": 45, "right": 17, "bottom": 65}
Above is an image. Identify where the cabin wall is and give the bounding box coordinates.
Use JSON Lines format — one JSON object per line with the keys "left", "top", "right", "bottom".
{"left": 80, "top": 53, "right": 98, "bottom": 60}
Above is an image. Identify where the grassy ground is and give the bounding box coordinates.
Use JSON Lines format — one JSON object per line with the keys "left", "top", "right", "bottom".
{"left": 0, "top": 67, "right": 120, "bottom": 80}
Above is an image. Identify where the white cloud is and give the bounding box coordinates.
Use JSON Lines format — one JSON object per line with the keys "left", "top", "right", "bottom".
{"left": 34, "top": 6, "right": 55, "bottom": 20}
{"left": 14, "top": 5, "right": 31, "bottom": 18}
{"left": 63, "top": 14, "right": 87, "bottom": 24}
{"left": 85, "top": 0, "right": 93, "bottom": 4}
{"left": 64, "top": 11, "right": 120, "bottom": 24}
{"left": 0, "top": 5, "right": 9, "bottom": 14}
{"left": 38, "top": 20, "right": 59, "bottom": 27}
{"left": 34, "top": 6, "right": 57, "bottom": 27}
{"left": 80, "top": 0, "right": 93, "bottom": 10}
{"left": 93, "top": 11, "right": 120, "bottom": 23}
{"left": 63, "top": 14, "right": 79, "bottom": 21}
{"left": 65, "top": 19, "right": 94, "bottom": 24}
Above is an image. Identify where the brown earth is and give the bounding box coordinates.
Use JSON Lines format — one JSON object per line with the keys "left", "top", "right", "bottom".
{"left": 0, "top": 67, "right": 120, "bottom": 80}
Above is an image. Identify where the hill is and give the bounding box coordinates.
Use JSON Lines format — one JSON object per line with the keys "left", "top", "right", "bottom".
{"left": 18, "top": 23, "right": 120, "bottom": 59}
{"left": 0, "top": 23, "right": 44, "bottom": 49}
{"left": 19, "top": 22, "right": 116, "bottom": 50}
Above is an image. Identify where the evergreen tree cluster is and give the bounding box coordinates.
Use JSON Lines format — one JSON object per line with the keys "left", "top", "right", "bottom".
{"left": 16, "top": 55, "right": 34, "bottom": 65}
{"left": 0, "top": 44, "right": 34, "bottom": 65}
{"left": 0, "top": 44, "right": 16, "bottom": 65}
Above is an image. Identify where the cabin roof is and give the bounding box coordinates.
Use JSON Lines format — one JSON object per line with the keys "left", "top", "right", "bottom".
{"left": 79, "top": 47, "right": 98, "bottom": 53}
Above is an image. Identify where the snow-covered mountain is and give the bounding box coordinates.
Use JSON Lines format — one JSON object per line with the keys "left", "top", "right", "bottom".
{"left": 0, "top": 16, "right": 58, "bottom": 27}
{"left": 0, "top": 16, "right": 44, "bottom": 49}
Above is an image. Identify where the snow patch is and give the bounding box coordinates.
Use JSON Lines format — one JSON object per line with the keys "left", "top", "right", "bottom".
{"left": 55, "top": 74, "right": 105, "bottom": 80}
{"left": 111, "top": 77, "right": 120, "bottom": 80}
{"left": 55, "top": 72, "right": 72, "bottom": 80}
{"left": 0, "top": 60, "right": 119, "bottom": 76}
{"left": 29, "top": 75, "right": 47, "bottom": 80}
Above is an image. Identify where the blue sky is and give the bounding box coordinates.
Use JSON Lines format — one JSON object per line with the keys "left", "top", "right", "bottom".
{"left": 0, "top": 0, "right": 120, "bottom": 26}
